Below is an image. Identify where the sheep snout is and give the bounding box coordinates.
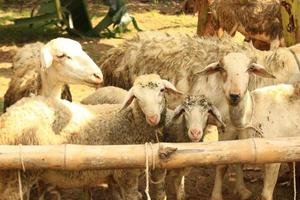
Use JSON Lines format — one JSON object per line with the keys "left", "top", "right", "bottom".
{"left": 188, "top": 128, "right": 203, "bottom": 142}
{"left": 146, "top": 114, "right": 159, "bottom": 126}
{"left": 229, "top": 93, "right": 241, "bottom": 106}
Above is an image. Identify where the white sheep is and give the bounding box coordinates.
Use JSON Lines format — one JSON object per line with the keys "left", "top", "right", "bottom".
{"left": 227, "top": 82, "right": 300, "bottom": 200}
{"left": 150, "top": 95, "right": 225, "bottom": 200}
{"left": 0, "top": 74, "right": 181, "bottom": 200}
{"left": 3, "top": 37, "right": 103, "bottom": 112}
{"left": 81, "top": 86, "right": 128, "bottom": 105}
{"left": 197, "top": 52, "right": 300, "bottom": 200}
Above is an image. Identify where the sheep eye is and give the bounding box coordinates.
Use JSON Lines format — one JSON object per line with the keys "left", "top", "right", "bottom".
{"left": 56, "top": 54, "right": 71, "bottom": 59}
{"left": 217, "top": 66, "right": 225, "bottom": 72}
{"left": 160, "top": 88, "right": 165, "bottom": 92}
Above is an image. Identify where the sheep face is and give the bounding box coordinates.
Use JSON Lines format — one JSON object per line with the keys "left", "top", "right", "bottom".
{"left": 197, "top": 52, "right": 275, "bottom": 106}
{"left": 121, "top": 74, "right": 182, "bottom": 126}
{"left": 40, "top": 38, "right": 103, "bottom": 87}
{"left": 172, "top": 96, "right": 225, "bottom": 142}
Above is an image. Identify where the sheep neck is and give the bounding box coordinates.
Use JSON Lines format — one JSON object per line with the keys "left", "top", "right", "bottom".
{"left": 163, "top": 113, "right": 189, "bottom": 143}
{"left": 229, "top": 91, "right": 253, "bottom": 128}
{"left": 39, "top": 70, "right": 62, "bottom": 99}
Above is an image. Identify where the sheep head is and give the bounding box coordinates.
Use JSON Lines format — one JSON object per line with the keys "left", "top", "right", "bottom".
{"left": 121, "top": 74, "right": 182, "bottom": 126}
{"left": 40, "top": 38, "right": 103, "bottom": 87}
{"left": 171, "top": 95, "right": 225, "bottom": 142}
{"left": 196, "top": 52, "right": 275, "bottom": 106}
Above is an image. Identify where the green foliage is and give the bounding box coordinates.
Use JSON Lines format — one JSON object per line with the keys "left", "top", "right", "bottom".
{"left": 280, "top": 0, "right": 300, "bottom": 46}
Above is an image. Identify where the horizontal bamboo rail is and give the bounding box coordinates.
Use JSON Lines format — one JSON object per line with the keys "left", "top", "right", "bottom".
{"left": 1, "top": 137, "right": 300, "bottom": 170}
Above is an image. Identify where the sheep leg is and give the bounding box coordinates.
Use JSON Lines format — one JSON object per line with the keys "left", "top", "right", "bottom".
{"left": 260, "top": 163, "right": 281, "bottom": 200}
{"left": 211, "top": 127, "right": 237, "bottom": 200}
{"left": 113, "top": 169, "right": 142, "bottom": 200}
{"left": 234, "top": 131, "right": 252, "bottom": 200}
{"left": 150, "top": 169, "right": 166, "bottom": 200}
{"left": 211, "top": 165, "right": 228, "bottom": 200}
{"left": 217, "top": 28, "right": 225, "bottom": 38}
{"left": 229, "top": 23, "right": 239, "bottom": 37}
{"left": 234, "top": 164, "right": 252, "bottom": 200}
{"left": 280, "top": 38, "right": 286, "bottom": 47}
{"left": 82, "top": 187, "right": 91, "bottom": 200}
{"left": 270, "top": 38, "right": 280, "bottom": 50}
{"left": 165, "top": 168, "right": 190, "bottom": 200}
{"left": 108, "top": 178, "right": 123, "bottom": 200}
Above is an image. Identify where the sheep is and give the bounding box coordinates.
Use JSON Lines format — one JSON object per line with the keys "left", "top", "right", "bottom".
{"left": 0, "top": 74, "right": 182, "bottom": 200}
{"left": 100, "top": 32, "right": 299, "bottom": 106}
{"left": 3, "top": 37, "right": 103, "bottom": 112}
{"left": 150, "top": 95, "right": 225, "bottom": 200}
{"left": 225, "top": 82, "right": 300, "bottom": 200}
{"left": 197, "top": 52, "right": 300, "bottom": 200}
{"left": 98, "top": 32, "right": 300, "bottom": 199}
{"left": 82, "top": 88, "right": 226, "bottom": 200}
{"left": 81, "top": 86, "right": 128, "bottom": 105}
{"left": 209, "top": 0, "right": 284, "bottom": 49}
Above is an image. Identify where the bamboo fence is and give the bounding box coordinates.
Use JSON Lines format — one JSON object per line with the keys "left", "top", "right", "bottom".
{"left": 0, "top": 137, "right": 299, "bottom": 170}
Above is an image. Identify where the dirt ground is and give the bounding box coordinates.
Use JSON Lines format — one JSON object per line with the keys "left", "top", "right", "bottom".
{"left": 0, "top": 1, "right": 295, "bottom": 199}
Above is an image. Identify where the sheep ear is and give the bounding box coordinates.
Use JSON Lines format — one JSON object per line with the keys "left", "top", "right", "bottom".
{"left": 195, "top": 62, "right": 220, "bottom": 76}
{"left": 208, "top": 105, "right": 226, "bottom": 128}
{"left": 40, "top": 46, "right": 53, "bottom": 69}
{"left": 247, "top": 63, "right": 276, "bottom": 79}
{"left": 171, "top": 105, "right": 185, "bottom": 121}
{"left": 162, "top": 80, "right": 183, "bottom": 95}
{"left": 120, "top": 88, "right": 135, "bottom": 110}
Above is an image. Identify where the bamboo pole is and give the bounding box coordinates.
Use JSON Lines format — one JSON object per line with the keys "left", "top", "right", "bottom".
{"left": 0, "top": 137, "right": 300, "bottom": 170}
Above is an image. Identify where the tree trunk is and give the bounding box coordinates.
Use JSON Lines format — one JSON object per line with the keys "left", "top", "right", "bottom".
{"left": 196, "top": 0, "right": 209, "bottom": 36}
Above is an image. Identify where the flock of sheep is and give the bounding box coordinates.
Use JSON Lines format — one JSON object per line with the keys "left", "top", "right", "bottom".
{"left": 0, "top": 1, "right": 300, "bottom": 199}
{"left": 0, "top": 31, "right": 299, "bottom": 200}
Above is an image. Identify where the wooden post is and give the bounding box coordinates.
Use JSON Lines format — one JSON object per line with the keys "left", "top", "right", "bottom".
{"left": 0, "top": 137, "right": 300, "bottom": 170}
{"left": 196, "top": 0, "right": 209, "bottom": 36}
{"left": 296, "top": 0, "right": 300, "bottom": 42}
{"left": 280, "top": 0, "right": 300, "bottom": 46}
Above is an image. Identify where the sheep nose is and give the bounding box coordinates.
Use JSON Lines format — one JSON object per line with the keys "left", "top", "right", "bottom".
{"left": 229, "top": 94, "right": 240, "bottom": 106}
{"left": 147, "top": 115, "right": 158, "bottom": 126}
{"left": 91, "top": 73, "right": 103, "bottom": 84}
{"left": 190, "top": 129, "right": 200, "bottom": 137}
{"left": 93, "top": 73, "right": 103, "bottom": 81}
{"left": 189, "top": 128, "right": 202, "bottom": 142}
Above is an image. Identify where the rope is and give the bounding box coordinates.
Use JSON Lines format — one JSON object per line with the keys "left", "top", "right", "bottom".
{"left": 149, "top": 142, "right": 155, "bottom": 170}
{"left": 250, "top": 138, "right": 257, "bottom": 164}
{"left": 144, "top": 142, "right": 151, "bottom": 200}
{"left": 235, "top": 92, "right": 264, "bottom": 138}
{"left": 293, "top": 162, "right": 297, "bottom": 200}
{"left": 19, "top": 144, "right": 25, "bottom": 172}
{"left": 18, "top": 171, "right": 23, "bottom": 200}
{"left": 18, "top": 144, "right": 25, "bottom": 200}
{"left": 64, "top": 144, "right": 67, "bottom": 170}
